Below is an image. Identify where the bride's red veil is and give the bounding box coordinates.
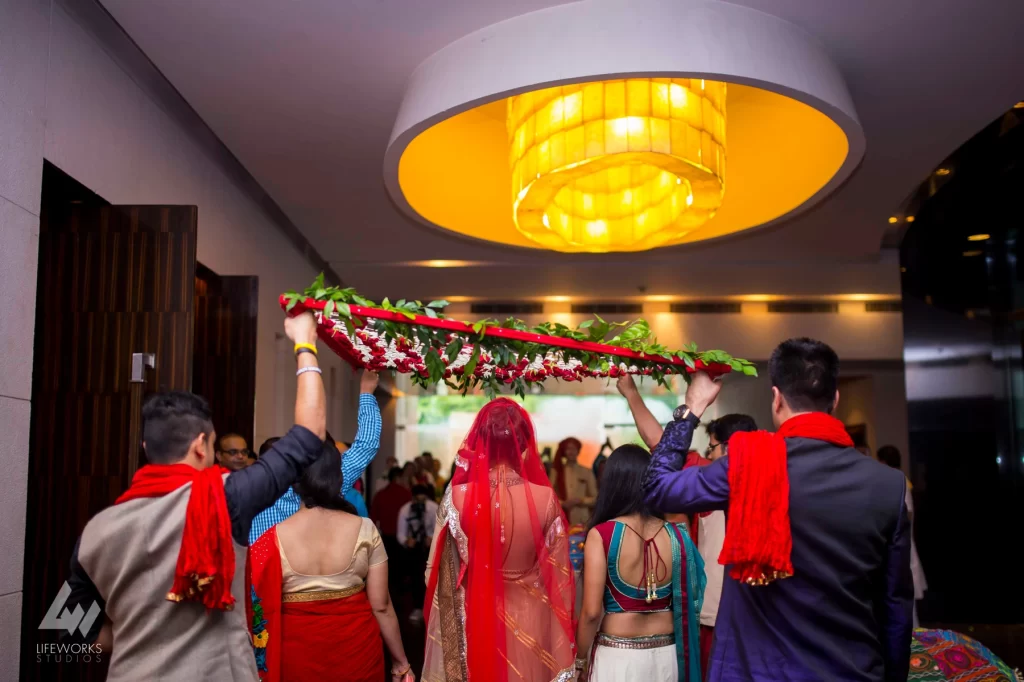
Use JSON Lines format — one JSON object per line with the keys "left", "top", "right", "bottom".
{"left": 423, "top": 398, "right": 576, "bottom": 682}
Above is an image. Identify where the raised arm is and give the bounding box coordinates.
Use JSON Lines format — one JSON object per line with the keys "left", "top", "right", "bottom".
{"left": 882, "top": 480, "right": 914, "bottom": 681}
{"left": 340, "top": 371, "right": 381, "bottom": 496}
{"left": 617, "top": 375, "right": 665, "bottom": 448}
{"left": 225, "top": 311, "right": 326, "bottom": 545}
{"left": 643, "top": 372, "right": 728, "bottom": 514}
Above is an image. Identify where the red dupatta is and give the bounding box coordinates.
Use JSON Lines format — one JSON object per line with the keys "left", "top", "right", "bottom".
{"left": 719, "top": 412, "right": 853, "bottom": 585}
{"left": 247, "top": 527, "right": 283, "bottom": 682}
{"left": 423, "top": 399, "right": 576, "bottom": 682}
{"left": 116, "top": 463, "right": 235, "bottom": 610}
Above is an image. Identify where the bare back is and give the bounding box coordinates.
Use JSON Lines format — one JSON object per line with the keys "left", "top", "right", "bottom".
{"left": 277, "top": 508, "right": 366, "bottom": 576}
{"left": 596, "top": 515, "right": 676, "bottom": 637}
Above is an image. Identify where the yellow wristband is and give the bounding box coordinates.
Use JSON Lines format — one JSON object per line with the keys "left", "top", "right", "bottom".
{"left": 294, "top": 342, "right": 318, "bottom": 356}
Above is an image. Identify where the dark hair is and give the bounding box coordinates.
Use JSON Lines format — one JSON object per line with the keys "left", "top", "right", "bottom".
{"left": 142, "top": 392, "right": 213, "bottom": 464}
{"left": 421, "top": 452, "right": 434, "bottom": 460}
{"left": 768, "top": 338, "right": 840, "bottom": 413}
{"left": 388, "top": 466, "right": 404, "bottom": 483}
{"left": 588, "top": 445, "right": 658, "bottom": 531}
{"left": 258, "top": 437, "right": 280, "bottom": 457}
{"left": 293, "top": 440, "right": 357, "bottom": 513}
{"left": 216, "top": 433, "right": 245, "bottom": 452}
{"left": 705, "top": 414, "right": 758, "bottom": 450}
{"left": 412, "top": 484, "right": 433, "bottom": 498}
{"left": 877, "top": 445, "right": 901, "bottom": 469}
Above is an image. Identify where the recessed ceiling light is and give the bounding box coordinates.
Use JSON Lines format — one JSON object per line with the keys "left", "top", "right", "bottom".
{"left": 967, "top": 234, "right": 990, "bottom": 242}
{"left": 935, "top": 168, "right": 951, "bottom": 176}
{"left": 963, "top": 250, "right": 983, "bottom": 257}
{"left": 900, "top": 267, "right": 907, "bottom": 273}
{"left": 905, "top": 216, "right": 915, "bottom": 223}
{"left": 888, "top": 216, "right": 899, "bottom": 224}
{"left": 545, "top": 295, "right": 572, "bottom": 302}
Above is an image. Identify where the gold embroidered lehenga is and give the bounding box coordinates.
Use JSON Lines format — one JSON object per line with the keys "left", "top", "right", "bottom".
{"left": 422, "top": 398, "right": 577, "bottom": 682}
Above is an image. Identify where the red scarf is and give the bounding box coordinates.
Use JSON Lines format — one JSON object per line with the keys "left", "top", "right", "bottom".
{"left": 116, "top": 463, "right": 236, "bottom": 610}
{"left": 719, "top": 412, "right": 853, "bottom": 586}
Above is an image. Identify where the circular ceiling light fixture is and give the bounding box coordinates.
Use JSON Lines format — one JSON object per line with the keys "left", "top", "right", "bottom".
{"left": 508, "top": 78, "right": 725, "bottom": 251}
{"left": 384, "top": 0, "right": 865, "bottom": 254}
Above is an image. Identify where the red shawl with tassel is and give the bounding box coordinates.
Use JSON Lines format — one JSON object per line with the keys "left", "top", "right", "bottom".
{"left": 116, "top": 463, "right": 235, "bottom": 610}
{"left": 720, "top": 413, "right": 853, "bottom": 585}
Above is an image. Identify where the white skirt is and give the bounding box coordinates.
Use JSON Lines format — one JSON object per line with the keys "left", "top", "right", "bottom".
{"left": 589, "top": 642, "right": 677, "bottom": 682}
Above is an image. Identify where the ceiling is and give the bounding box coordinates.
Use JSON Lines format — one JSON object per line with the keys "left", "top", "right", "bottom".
{"left": 100, "top": 0, "right": 1024, "bottom": 300}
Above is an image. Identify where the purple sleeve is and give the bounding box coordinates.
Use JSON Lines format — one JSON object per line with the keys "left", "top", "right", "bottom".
{"left": 643, "top": 417, "right": 731, "bottom": 514}
{"left": 882, "top": 480, "right": 914, "bottom": 681}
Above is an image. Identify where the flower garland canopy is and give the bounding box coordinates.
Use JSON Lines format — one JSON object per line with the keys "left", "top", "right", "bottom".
{"left": 282, "top": 275, "right": 757, "bottom": 399}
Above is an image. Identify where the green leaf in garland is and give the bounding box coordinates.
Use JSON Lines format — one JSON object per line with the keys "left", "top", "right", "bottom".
{"left": 742, "top": 364, "right": 758, "bottom": 377}
{"left": 337, "top": 302, "right": 351, "bottom": 318}
{"left": 464, "top": 345, "right": 481, "bottom": 378}
{"left": 682, "top": 354, "right": 696, "bottom": 370}
{"left": 285, "top": 297, "right": 299, "bottom": 312}
{"left": 427, "top": 300, "right": 449, "bottom": 309}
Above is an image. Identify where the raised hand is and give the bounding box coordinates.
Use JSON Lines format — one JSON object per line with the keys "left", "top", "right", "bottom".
{"left": 685, "top": 370, "right": 723, "bottom": 418}
{"left": 616, "top": 373, "right": 640, "bottom": 399}
{"left": 284, "top": 310, "right": 318, "bottom": 347}
{"left": 360, "top": 370, "right": 380, "bottom": 395}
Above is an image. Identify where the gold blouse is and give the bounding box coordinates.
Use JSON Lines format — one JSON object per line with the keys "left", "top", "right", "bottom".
{"left": 280, "top": 517, "right": 388, "bottom": 597}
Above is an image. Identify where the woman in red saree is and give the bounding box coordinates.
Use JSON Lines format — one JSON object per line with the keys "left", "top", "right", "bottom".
{"left": 247, "top": 441, "right": 414, "bottom": 682}
{"left": 422, "top": 398, "right": 578, "bottom": 682}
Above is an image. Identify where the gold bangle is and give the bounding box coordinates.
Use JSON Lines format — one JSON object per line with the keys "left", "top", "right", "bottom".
{"left": 294, "top": 342, "right": 317, "bottom": 356}
{"left": 391, "top": 664, "right": 411, "bottom": 676}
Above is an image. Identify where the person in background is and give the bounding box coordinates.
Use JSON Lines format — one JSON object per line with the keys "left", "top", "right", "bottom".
{"left": 375, "top": 456, "right": 400, "bottom": 494}
{"left": 698, "top": 414, "right": 757, "bottom": 675}
{"left": 576, "top": 445, "right": 704, "bottom": 682}
{"left": 216, "top": 433, "right": 252, "bottom": 471}
{"left": 248, "top": 441, "right": 414, "bottom": 682}
{"left": 401, "top": 461, "right": 418, "bottom": 489}
{"left": 249, "top": 370, "right": 381, "bottom": 543}
{"left": 643, "top": 340, "right": 913, "bottom": 682}
{"left": 878, "top": 444, "right": 927, "bottom": 626}
{"left": 397, "top": 484, "right": 438, "bottom": 624}
{"left": 551, "top": 437, "right": 598, "bottom": 526}
{"left": 592, "top": 437, "right": 614, "bottom": 489}
{"left": 62, "top": 310, "right": 325, "bottom": 680}
{"left": 416, "top": 452, "right": 437, "bottom": 487}
{"left": 258, "top": 437, "right": 281, "bottom": 457}
{"left": 371, "top": 466, "right": 413, "bottom": 588}
{"left": 431, "top": 458, "right": 446, "bottom": 499}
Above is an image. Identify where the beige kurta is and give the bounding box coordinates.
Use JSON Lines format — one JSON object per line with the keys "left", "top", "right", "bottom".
{"left": 550, "top": 462, "right": 598, "bottom": 526}
{"left": 78, "top": 476, "right": 256, "bottom": 682}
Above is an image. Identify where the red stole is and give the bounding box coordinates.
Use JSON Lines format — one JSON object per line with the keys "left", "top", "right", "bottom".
{"left": 116, "top": 463, "right": 235, "bottom": 610}
{"left": 719, "top": 413, "right": 853, "bottom": 585}
{"left": 247, "top": 527, "right": 284, "bottom": 682}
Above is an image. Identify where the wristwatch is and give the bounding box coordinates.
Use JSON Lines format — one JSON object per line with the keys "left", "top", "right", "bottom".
{"left": 673, "top": 404, "right": 700, "bottom": 424}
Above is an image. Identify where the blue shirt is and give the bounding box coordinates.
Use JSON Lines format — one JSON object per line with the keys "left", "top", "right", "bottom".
{"left": 249, "top": 393, "right": 381, "bottom": 543}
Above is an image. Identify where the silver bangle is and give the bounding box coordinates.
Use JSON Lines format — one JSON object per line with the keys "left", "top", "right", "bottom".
{"left": 296, "top": 366, "right": 323, "bottom": 378}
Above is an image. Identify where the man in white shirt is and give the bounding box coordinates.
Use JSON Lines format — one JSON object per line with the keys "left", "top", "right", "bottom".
{"left": 397, "top": 484, "right": 438, "bottom": 623}
{"left": 699, "top": 414, "right": 758, "bottom": 668}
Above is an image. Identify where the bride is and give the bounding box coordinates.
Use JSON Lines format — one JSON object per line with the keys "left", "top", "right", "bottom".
{"left": 421, "top": 398, "right": 578, "bottom": 682}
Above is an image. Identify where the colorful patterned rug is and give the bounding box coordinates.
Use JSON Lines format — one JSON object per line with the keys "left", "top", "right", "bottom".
{"left": 909, "top": 629, "right": 1021, "bottom": 681}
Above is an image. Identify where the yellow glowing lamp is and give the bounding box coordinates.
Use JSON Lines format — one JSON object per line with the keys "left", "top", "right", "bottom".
{"left": 507, "top": 78, "right": 726, "bottom": 252}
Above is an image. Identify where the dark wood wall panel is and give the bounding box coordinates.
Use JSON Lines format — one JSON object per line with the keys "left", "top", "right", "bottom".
{"left": 192, "top": 268, "right": 258, "bottom": 446}
{"left": 20, "top": 199, "right": 197, "bottom": 682}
